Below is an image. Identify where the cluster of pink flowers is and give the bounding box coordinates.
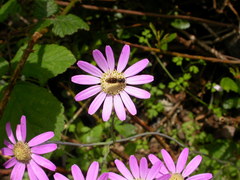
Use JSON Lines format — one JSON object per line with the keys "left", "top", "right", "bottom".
{"left": 1, "top": 45, "right": 213, "bottom": 179}
{"left": 0, "top": 115, "right": 212, "bottom": 180}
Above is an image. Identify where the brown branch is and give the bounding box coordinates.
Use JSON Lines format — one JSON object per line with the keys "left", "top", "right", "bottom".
{"left": 108, "top": 33, "right": 240, "bottom": 64}
{"left": 55, "top": 1, "right": 236, "bottom": 28}
{"left": 77, "top": 4, "right": 236, "bottom": 28}
{"left": 111, "top": 147, "right": 129, "bottom": 161}
{"left": 0, "top": 32, "right": 43, "bottom": 120}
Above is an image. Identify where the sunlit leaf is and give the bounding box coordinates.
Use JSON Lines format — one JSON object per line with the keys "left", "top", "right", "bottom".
{"left": 12, "top": 44, "right": 76, "bottom": 84}
{"left": 51, "top": 14, "right": 89, "bottom": 37}
{"left": 0, "top": 0, "right": 20, "bottom": 22}
{"left": 33, "top": 0, "right": 58, "bottom": 18}
{"left": 220, "top": 77, "right": 239, "bottom": 93}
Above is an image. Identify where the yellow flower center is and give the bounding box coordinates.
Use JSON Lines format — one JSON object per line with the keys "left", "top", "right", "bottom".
{"left": 169, "top": 173, "right": 184, "bottom": 180}
{"left": 13, "top": 141, "right": 31, "bottom": 163}
{"left": 101, "top": 70, "right": 126, "bottom": 95}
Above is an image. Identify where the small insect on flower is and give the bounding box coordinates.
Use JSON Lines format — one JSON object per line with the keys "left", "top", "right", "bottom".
{"left": 106, "top": 77, "right": 126, "bottom": 84}
{"left": 71, "top": 44, "right": 154, "bottom": 121}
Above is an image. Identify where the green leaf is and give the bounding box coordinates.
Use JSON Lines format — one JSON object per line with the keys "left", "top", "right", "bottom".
{"left": 31, "top": 19, "right": 53, "bottom": 33}
{"left": 80, "top": 124, "right": 103, "bottom": 143}
{"left": 220, "top": 77, "right": 239, "bottom": 93}
{"left": 0, "top": 82, "right": 65, "bottom": 146}
{"left": 51, "top": 14, "right": 89, "bottom": 37}
{"left": 0, "top": 57, "right": 9, "bottom": 77}
{"left": 115, "top": 123, "right": 136, "bottom": 137}
{"left": 12, "top": 44, "right": 76, "bottom": 84}
{"left": 0, "top": 0, "right": 20, "bottom": 22}
{"left": 33, "top": 0, "right": 58, "bottom": 19}
{"left": 172, "top": 56, "right": 183, "bottom": 66}
{"left": 171, "top": 19, "right": 190, "bottom": 30}
{"left": 189, "top": 65, "right": 199, "bottom": 74}
{"left": 223, "top": 97, "right": 240, "bottom": 109}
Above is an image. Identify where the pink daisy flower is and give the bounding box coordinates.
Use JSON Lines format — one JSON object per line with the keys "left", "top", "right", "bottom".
{"left": 148, "top": 148, "right": 213, "bottom": 180}
{"left": 53, "top": 161, "right": 108, "bottom": 180}
{"left": 71, "top": 45, "right": 154, "bottom": 121}
{"left": 1, "top": 115, "right": 57, "bottom": 180}
{"left": 108, "top": 155, "right": 165, "bottom": 180}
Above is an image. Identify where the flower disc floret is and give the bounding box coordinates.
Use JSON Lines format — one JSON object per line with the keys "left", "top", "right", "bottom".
{"left": 13, "top": 141, "right": 31, "bottom": 163}
{"left": 101, "top": 70, "right": 126, "bottom": 95}
{"left": 169, "top": 173, "right": 184, "bottom": 180}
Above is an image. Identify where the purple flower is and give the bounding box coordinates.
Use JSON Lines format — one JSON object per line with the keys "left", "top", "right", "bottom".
{"left": 148, "top": 148, "right": 213, "bottom": 180}
{"left": 71, "top": 45, "right": 154, "bottom": 121}
{"left": 1, "top": 115, "right": 57, "bottom": 180}
{"left": 53, "top": 161, "right": 108, "bottom": 180}
{"left": 108, "top": 155, "right": 163, "bottom": 180}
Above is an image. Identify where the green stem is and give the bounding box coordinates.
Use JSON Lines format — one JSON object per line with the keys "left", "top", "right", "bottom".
{"left": 154, "top": 53, "right": 208, "bottom": 106}
{"left": 110, "top": 115, "right": 116, "bottom": 143}
{"left": 154, "top": 53, "right": 176, "bottom": 81}
{"left": 61, "top": 0, "right": 78, "bottom": 15}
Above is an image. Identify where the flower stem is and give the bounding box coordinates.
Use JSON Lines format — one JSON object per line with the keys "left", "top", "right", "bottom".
{"left": 61, "top": 0, "right": 78, "bottom": 15}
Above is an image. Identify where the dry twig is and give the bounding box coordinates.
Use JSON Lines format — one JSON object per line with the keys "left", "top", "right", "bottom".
{"left": 0, "top": 32, "right": 43, "bottom": 120}
{"left": 108, "top": 34, "right": 240, "bottom": 64}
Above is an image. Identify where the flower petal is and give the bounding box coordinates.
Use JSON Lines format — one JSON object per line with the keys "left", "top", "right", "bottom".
{"left": 31, "top": 154, "right": 56, "bottom": 171}
{"left": 98, "top": 173, "right": 109, "bottom": 180}
{"left": 29, "top": 159, "right": 49, "bottom": 180}
{"left": 77, "top": 60, "right": 103, "bottom": 77}
{"left": 4, "top": 140, "right": 14, "bottom": 149}
{"left": 6, "top": 122, "right": 16, "bottom": 144}
{"left": 88, "top": 92, "right": 106, "bottom": 115}
{"left": 115, "top": 159, "right": 133, "bottom": 179}
{"left": 125, "top": 86, "right": 151, "bottom": 99}
{"left": 157, "top": 174, "right": 171, "bottom": 180}
{"left": 71, "top": 75, "right": 100, "bottom": 85}
{"left": 72, "top": 164, "right": 84, "bottom": 180}
{"left": 3, "top": 157, "right": 17, "bottom": 168}
{"left": 105, "top": 45, "right": 115, "bottom": 70}
{"left": 176, "top": 148, "right": 189, "bottom": 173}
{"left": 27, "top": 163, "right": 39, "bottom": 180}
{"left": 124, "top": 59, "right": 149, "bottom": 77}
{"left": 161, "top": 149, "right": 176, "bottom": 173}
{"left": 139, "top": 157, "right": 148, "bottom": 179}
{"left": 54, "top": 173, "right": 69, "bottom": 180}
{"left": 1, "top": 147, "right": 13, "bottom": 156}
{"left": 102, "top": 95, "right": 113, "bottom": 121}
{"left": 28, "top": 131, "right": 54, "bottom": 147}
{"left": 20, "top": 115, "right": 27, "bottom": 142}
{"left": 10, "top": 162, "right": 25, "bottom": 180}
{"left": 182, "top": 155, "right": 202, "bottom": 177}
{"left": 31, "top": 144, "right": 57, "bottom": 154}
{"left": 126, "top": 75, "right": 154, "bottom": 85}
{"left": 93, "top": 49, "right": 109, "bottom": 72}
{"left": 16, "top": 124, "right": 23, "bottom": 142}
{"left": 129, "top": 155, "right": 139, "bottom": 179}
{"left": 148, "top": 154, "right": 169, "bottom": 174}
{"left": 75, "top": 85, "right": 102, "bottom": 101}
{"left": 108, "top": 172, "right": 126, "bottom": 180}
{"left": 114, "top": 95, "right": 126, "bottom": 121}
{"left": 120, "top": 91, "right": 137, "bottom": 115}
{"left": 186, "top": 173, "right": 213, "bottom": 180}
{"left": 146, "top": 161, "right": 162, "bottom": 180}
{"left": 86, "top": 161, "right": 99, "bottom": 180}
{"left": 117, "top": 45, "right": 130, "bottom": 72}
